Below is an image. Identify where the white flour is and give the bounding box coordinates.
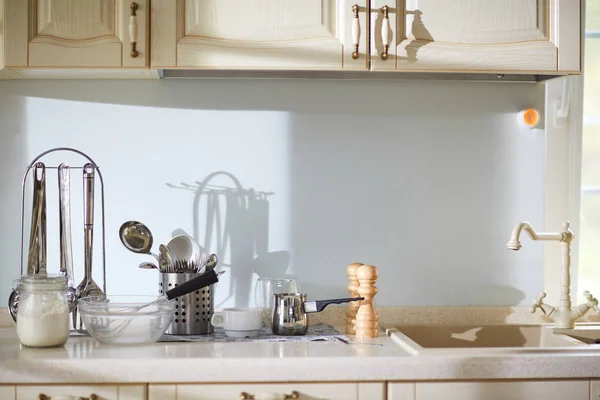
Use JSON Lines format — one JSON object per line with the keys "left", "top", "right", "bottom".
{"left": 17, "top": 292, "right": 69, "bottom": 347}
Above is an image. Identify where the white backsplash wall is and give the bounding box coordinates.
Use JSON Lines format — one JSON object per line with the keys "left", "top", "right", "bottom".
{"left": 0, "top": 79, "right": 546, "bottom": 308}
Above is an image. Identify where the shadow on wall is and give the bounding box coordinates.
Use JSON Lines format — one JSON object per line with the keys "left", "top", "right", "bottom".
{"left": 373, "top": 7, "right": 434, "bottom": 63}
{"left": 166, "top": 171, "right": 291, "bottom": 307}
{"left": 0, "top": 78, "right": 546, "bottom": 307}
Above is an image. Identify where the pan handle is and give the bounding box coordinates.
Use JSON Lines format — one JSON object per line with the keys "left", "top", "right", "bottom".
{"left": 312, "top": 297, "right": 364, "bottom": 313}
{"left": 165, "top": 270, "right": 225, "bottom": 300}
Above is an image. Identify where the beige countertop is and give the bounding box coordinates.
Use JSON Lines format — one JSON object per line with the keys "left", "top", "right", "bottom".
{"left": 2, "top": 307, "right": 600, "bottom": 384}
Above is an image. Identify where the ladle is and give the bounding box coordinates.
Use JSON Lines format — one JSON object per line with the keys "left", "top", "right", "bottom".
{"left": 119, "top": 221, "right": 160, "bottom": 262}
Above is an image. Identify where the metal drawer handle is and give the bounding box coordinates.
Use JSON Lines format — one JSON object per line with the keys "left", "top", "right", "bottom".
{"left": 381, "top": 5, "right": 391, "bottom": 60}
{"left": 239, "top": 391, "right": 300, "bottom": 400}
{"left": 38, "top": 394, "right": 98, "bottom": 400}
{"left": 351, "top": 4, "right": 361, "bottom": 59}
{"left": 129, "top": 2, "right": 139, "bottom": 58}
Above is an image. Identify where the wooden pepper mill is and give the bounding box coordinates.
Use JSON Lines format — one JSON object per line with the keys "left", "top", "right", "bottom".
{"left": 354, "top": 264, "right": 379, "bottom": 338}
{"left": 346, "top": 262, "right": 362, "bottom": 334}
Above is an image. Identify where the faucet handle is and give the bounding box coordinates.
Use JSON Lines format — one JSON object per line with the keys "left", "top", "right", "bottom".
{"left": 531, "top": 292, "right": 547, "bottom": 314}
{"left": 583, "top": 290, "right": 600, "bottom": 312}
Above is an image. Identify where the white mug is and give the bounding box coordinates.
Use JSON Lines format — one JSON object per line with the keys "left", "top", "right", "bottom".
{"left": 211, "top": 307, "right": 263, "bottom": 338}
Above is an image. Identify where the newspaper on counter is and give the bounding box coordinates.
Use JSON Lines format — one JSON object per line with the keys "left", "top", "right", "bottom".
{"left": 158, "top": 324, "right": 348, "bottom": 343}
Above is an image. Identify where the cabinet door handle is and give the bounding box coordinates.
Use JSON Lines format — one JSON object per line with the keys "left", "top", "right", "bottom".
{"left": 129, "top": 2, "right": 139, "bottom": 58}
{"left": 381, "top": 5, "right": 391, "bottom": 60}
{"left": 239, "top": 391, "right": 300, "bottom": 400}
{"left": 38, "top": 394, "right": 98, "bottom": 400}
{"left": 351, "top": 4, "right": 361, "bottom": 59}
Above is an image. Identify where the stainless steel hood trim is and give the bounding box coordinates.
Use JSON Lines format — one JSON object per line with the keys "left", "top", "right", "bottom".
{"left": 160, "top": 69, "right": 563, "bottom": 82}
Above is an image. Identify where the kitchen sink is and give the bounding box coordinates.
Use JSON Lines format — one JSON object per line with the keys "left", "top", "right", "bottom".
{"left": 558, "top": 325, "right": 600, "bottom": 345}
{"left": 388, "top": 324, "right": 600, "bottom": 354}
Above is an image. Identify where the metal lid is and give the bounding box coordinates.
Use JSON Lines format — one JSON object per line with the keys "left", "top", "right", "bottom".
{"left": 14, "top": 274, "right": 67, "bottom": 292}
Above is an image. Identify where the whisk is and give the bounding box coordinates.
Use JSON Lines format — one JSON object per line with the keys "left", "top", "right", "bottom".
{"left": 128, "top": 270, "right": 224, "bottom": 312}
{"left": 80, "top": 270, "right": 225, "bottom": 340}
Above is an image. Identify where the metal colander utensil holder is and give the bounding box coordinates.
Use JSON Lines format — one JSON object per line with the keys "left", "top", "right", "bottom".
{"left": 160, "top": 273, "right": 214, "bottom": 335}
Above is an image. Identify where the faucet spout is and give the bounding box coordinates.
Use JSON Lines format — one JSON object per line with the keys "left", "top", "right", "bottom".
{"left": 506, "top": 221, "right": 568, "bottom": 251}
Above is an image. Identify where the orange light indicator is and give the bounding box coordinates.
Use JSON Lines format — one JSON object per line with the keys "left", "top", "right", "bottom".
{"left": 519, "top": 108, "right": 540, "bottom": 128}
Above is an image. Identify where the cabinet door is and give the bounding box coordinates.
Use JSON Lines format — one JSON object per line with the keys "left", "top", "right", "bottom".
{"left": 370, "top": 0, "right": 580, "bottom": 73}
{"left": 152, "top": 0, "right": 368, "bottom": 70}
{"left": 4, "top": 0, "right": 148, "bottom": 67}
{"left": 592, "top": 381, "right": 600, "bottom": 399}
{"left": 388, "top": 383, "right": 415, "bottom": 400}
{"left": 16, "top": 385, "right": 145, "bottom": 400}
{"left": 149, "top": 383, "right": 385, "bottom": 400}
{"left": 0, "top": 0, "right": 5, "bottom": 71}
{"left": 0, "top": 386, "right": 15, "bottom": 400}
{"left": 415, "top": 381, "right": 589, "bottom": 400}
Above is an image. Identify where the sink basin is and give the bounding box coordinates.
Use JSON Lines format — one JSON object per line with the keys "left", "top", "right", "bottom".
{"left": 388, "top": 324, "right": 599, "bottom": 354}
{"left": 558, "top": 325, "right": 600, "bottom": 345}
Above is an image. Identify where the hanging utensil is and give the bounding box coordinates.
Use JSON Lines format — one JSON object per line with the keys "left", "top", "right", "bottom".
{"left": 27, "top": 162, "right": 46, "bottom": 274}
{"left": 38, "top": 164, "right": 47, "bottom": 275}
{"left": 58, "top": 163, "right": 77, "bottom": 312}
{"left": 8, "top": 163, "right": 46, "bottom": 322}
{"left": 73, "top": 163, "right": 104, "bottom": 331}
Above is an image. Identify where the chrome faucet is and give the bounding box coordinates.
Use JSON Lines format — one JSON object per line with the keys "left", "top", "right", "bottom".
{"left": 507, "top": 221, "right": 599, "bottom": 329}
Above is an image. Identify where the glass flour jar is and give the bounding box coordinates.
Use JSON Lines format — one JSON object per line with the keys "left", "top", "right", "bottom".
{"left": 15, "top": 274, "right": 69, "bottom": 347}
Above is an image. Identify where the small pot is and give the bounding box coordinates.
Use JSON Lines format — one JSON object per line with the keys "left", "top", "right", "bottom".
{"left": 271, "top": 293, "right": 363, "bottom": 336}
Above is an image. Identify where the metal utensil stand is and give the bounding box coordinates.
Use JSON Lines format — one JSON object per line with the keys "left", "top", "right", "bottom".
{"left": 161, "top": 273, "right": 214, "bottom": 335}
{"left": 17, "top": 148, "right": 108, "bottom": 329}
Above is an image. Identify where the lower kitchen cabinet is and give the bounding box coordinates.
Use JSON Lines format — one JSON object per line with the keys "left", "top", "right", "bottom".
{"left": 0, "top": 386, "right": 15, "bottom": 400}
{"left": 15, "top": 385, "right": 145, "bottom": 400}
{"left": 387, "top": 383, "right": 415, "bottom": 400}
{"left": 592, "top": 381, "right": 600, "bottom": 399}
{"left": 409, "top": 381, "right": 590, "bottom": 400}
{"left": 149, "top": 382, "right": 385, "bottom": 400}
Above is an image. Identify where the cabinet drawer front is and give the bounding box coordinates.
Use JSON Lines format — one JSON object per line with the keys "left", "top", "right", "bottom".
{"left": 415, "top": 381, "right": 589, "bottom": 400}
{"left": 17, "top": 385, "right": 145, "bottom": 400}
{"left": 151, "top": 383, "right": 364, "bottom": 400}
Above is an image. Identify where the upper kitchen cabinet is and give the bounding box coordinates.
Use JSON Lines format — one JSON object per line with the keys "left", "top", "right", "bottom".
{"left": 370, "top": 0, "right": 581, "bottom": 73}
{"left": 3, "top": 0, "right": 155, "bottom": 75}
{"left": 0, "top": 0, "right": 5, "bottom": 78}
{"left": 0, "top": 0, "right": 12, "bottom": 79}
{"left": 151, "top": 0, "right": 369, "bottom": 70}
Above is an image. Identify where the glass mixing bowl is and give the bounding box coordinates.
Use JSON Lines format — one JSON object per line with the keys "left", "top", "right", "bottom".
{"left": 77, "top": 295, "right": 175, "bottom": 345}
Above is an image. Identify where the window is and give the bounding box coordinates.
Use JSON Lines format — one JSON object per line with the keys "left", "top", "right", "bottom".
{"left": 578, "top": 0, "right": 600, "bottom": 300}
